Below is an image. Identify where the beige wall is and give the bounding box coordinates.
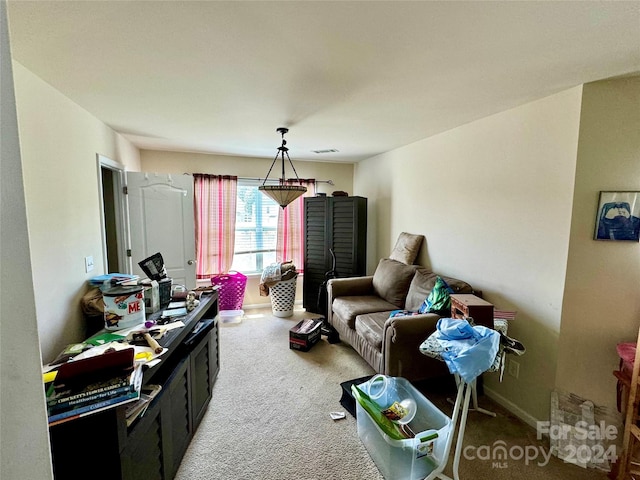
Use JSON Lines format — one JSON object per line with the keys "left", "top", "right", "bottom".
{"left": 140, "top": 149, "right": 355, "bottom": 307}
{"left": 1, "top": 2, "right": 52, "bottom": 477}
{"left": 140, "top": 150, "right": 353, "bottom": 196}
{"left": 13, "top": 62, "right": 141, "bottom": 363}
{"left": 556, "top": 77, "right": 640, "bottom": 409}
{"left": 355, "top": 87, "right": 584, "bottom": 423}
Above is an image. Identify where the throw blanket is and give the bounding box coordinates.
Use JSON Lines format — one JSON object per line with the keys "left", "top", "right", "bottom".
{"left": 261, "top": 263, "right": 281, "bottom": 284}
{"left": 259, "top": 261, "right": 297, "bottom": 296}
{"left": 432, "top": 318, "right": 499, "bottom": 384}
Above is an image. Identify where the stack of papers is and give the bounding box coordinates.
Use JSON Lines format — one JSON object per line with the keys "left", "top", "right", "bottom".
{"left": 125, "top": 384, "right": 163, "bottom": 426}
{"left": 88, "top": 273, "right": 139, "bottom": 286}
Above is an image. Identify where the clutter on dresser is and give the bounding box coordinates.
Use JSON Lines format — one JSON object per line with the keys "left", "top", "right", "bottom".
{"left": 186, "top": 290, "right": 200, "bottom": 311}
{"left": 44, "top": 292, "right": 218, "bottom": 425}
{"left": 44, "top": 347, "right": 143, "bottom": 426}
{"left": 47, "top": 291, "right": 220, "bottom": 480}
{"left": 50, "top": 266, "right": 209, "bottom": 425}
{"left": 137, "top": 251, "right": 168, "bottom": 281}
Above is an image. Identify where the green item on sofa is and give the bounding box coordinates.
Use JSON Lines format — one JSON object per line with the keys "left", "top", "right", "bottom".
{"left": 351, "top": 384, "right": 409, "bottom": 440}
{"left": 419, "top": 276, "right": 453, "bottom": 315}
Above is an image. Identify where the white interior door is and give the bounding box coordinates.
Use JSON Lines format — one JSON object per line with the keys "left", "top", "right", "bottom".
{"left": 126, "top": 172, "right": 196, "bottom": 289}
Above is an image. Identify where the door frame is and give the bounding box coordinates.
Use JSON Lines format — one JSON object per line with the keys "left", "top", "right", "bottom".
{"left": 97, "top": 154, "right": 130, "bottom": 274}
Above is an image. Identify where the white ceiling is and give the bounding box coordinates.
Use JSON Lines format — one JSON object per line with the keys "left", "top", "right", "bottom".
{"left": 6, "top": 1, "right": 640, "bottom": 162}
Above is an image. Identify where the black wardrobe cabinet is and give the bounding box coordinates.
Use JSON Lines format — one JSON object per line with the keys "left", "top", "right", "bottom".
{"left": 303, "top": 196, "right": 367, "bottom": 316}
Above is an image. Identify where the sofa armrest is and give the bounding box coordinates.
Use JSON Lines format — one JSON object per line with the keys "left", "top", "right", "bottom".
{"left": 382, "top": 313, "right": 449, "bottom": 381}
{"left": 327, "top": 276, "right": 374, "bottom": 298}
{"left": 326, "top": 276, "right": 374, "bottom": 326}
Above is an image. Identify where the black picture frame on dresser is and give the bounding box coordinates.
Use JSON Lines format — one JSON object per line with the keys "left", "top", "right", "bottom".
{"left": 48, "top": 292, "right": 219, "bottom": 480}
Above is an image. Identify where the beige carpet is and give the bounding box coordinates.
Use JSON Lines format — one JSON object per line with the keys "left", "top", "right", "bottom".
{"left": 175, "top": 308, "right": 609, "bottom": 480}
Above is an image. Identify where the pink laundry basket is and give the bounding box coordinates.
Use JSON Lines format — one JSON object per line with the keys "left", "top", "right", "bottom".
{"left": 211, "top": 271, "right": 247, "bottom": 311}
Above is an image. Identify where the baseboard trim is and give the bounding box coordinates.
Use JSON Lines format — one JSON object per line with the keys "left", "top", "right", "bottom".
{"left": 241, "top": 303, "right": 270, "bottom": 311}
{"left": 484, "top": 386, "right": 542, "bottom": 429}
{"left": 239, "top": 301, "right": 305, "bottom": 311}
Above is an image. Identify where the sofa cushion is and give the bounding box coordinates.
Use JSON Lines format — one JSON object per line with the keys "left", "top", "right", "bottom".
{"left": 372, "top": 258, "right": 417, "bottom": 308}
{"left": 355, "top": 312, "right": 390, "bottom": 351}
{"left": 333, "top": 295, "right": 399, "bottom": 329}
{"left": 389, "top": 232, "right": 424, "bottom": 265}
{"left": 405, "top": 268, "right": 474, "bottom": 311}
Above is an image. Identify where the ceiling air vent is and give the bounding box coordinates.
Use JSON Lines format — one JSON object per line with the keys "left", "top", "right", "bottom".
{"left": 312, "top": 149, "right": 339, "bottom": 154}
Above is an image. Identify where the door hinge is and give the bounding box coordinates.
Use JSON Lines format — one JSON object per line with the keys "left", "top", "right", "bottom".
{"left": 126, "top": 249, "right": 132, "bottom": 257}
{"left": 123, "top": 186, "right": 128, "bottom": 195}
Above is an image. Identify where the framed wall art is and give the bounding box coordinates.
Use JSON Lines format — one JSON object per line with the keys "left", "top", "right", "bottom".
{"left": 594, "top": 191, "right": 640, "bottom": 242}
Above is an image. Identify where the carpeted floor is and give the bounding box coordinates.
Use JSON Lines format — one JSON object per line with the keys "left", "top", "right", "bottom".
{"left": 175, "top": 307, "right": 609, "bottom": 480}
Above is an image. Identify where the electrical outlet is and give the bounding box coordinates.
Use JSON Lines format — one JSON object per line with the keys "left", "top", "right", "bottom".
{"left": 508, "top": 359, "right": 520, "bottom": 379}
{"left": 85, "top": 255, "right": 94, "bottom": 273}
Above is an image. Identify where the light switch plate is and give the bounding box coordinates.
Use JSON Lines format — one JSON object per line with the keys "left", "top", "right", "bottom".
{"left": 85, "top": 255, "right": 94, "bottom": 273}
{"left": 508, "top": 359, "right": 520, "bottom": 379}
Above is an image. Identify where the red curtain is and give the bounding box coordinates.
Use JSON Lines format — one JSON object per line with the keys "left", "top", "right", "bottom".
{"left": 276, "top": 179, "right": 315, "bottom": 272}
{"left": 193, "top": 174, "right": 237, "bottom": 278}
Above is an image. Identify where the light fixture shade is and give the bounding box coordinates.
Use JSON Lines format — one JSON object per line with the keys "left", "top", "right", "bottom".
{"left": 259, "top": 127, "right": 307, "bottom": 208}
{"left": 259, "top": 184, "right": 307, "bottom": 208}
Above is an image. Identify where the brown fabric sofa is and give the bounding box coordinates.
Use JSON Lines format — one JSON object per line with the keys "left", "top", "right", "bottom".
{"left": 327, "top": 258, "right": 474, "bottom": 382}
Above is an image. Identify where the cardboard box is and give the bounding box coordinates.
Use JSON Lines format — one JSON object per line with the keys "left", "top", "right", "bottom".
{"left": 289, "top": 318, "right": 322, "bottom": 352}
{"left": 143, "top": 281, "right": 160, "bottom": 313}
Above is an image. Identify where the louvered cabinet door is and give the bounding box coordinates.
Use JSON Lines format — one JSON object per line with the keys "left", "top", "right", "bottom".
{"left": 166, "top": 357, "right": 192, "bottom": 478}
{"left": 303, "top": 196, "right": 367, "bottom": 315}
{"left": 121, "top": 400, "right": 166, "bottom": 480}
{"left": 330, "top": 197, "right": 367, "bottom": 279}
{"left": 303, "top": 197, "right": 330, "bottom": 313}
{"left": 190, "top": 326, "right": 217, "bottom": 430}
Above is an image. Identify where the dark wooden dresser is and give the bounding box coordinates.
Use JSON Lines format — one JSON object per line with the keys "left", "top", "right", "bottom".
{"left": 48, "top": 292, "right": 219, "bottom": 480}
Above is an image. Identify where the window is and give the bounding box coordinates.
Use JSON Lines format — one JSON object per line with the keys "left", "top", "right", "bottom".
{"left": 231, "top": 179, "right": 279, "bottom": 273}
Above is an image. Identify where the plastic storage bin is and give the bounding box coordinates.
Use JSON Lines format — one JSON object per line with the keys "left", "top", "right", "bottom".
{"left": 219, "top": 309, "right": 244, "bottom": 324}
{"left": 356, "top": 377, "right": 451, "bottom": 480}
{"left": 269, "top": 275, "right": 298, "bottom": 317}
{"left": 211, "top": 271, "right": 247, "bottom": 311}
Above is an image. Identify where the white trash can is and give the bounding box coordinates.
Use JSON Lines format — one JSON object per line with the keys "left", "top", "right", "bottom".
{"left": 270, "top": 275, "right": 298, "bottom": 317}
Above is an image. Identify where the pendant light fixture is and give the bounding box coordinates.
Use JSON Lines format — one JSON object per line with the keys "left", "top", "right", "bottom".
{"left": 258, "top": 127, "right": 307, "bottom": 209}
